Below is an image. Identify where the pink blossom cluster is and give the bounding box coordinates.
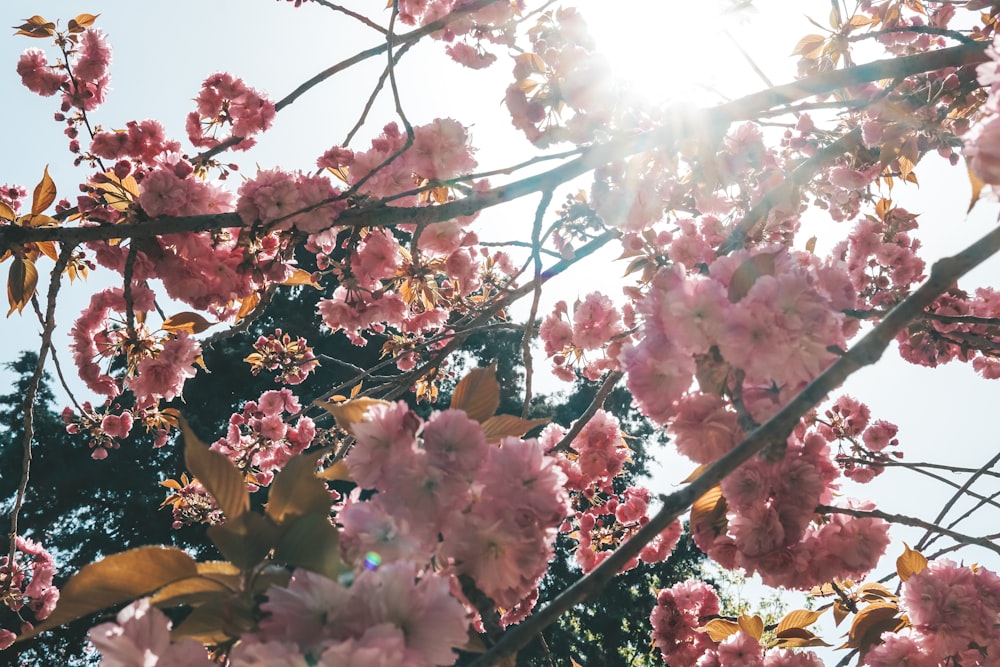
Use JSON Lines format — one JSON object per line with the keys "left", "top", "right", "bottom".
{"left": 0, "top": 537, "right": 59, "bottom": 651}
{"left": 348, "top": 119, "right": 477, "bottom": 203}
{"left": 69, "top": 286, "right": 156, "bottom": 398}
{"left": 317, "top": 230, "right": 483, "bottom": 349}
{"left": 539, "top": 292, "right": 626, "bottom": 381}
{"left": 90, "top": 119, "right": 181, "bottom": 168}
{"left": 162, "top": 477, "right": 224, "bottom": 530}
{"left": 649, "top": 581, "right": 824, "bottom": 666}
{"left": 236, "top": 167, "right": 344, "bottom": 234}
{"left": 186, "top": 72, "right": 276, "bottom": 151}
{"left": 818, "top": 395, "right": 901, "bottom": 483}
{"left": 839, "top": 204, "right": 925, "bottom": 310}
{"left": 504, "top": 8, "right": 616, "bottom": 146}
{"left": 895, "top": 287, "right": 1000, "bottom": 378}
{"left": 229, "top": 564, "right": 468, "bottom": 666}
{"left": 211, "top": 388, "right": 317, "bottom": 489}
{"left": 692, "top": 423, "right": 891, "bottom": 589}
{"left": 89, "top": 598, "right": 214, "bottom": 666}
{"left": 865, "top": 560, "right": 1000, "bottom": 666}
{"left": 61, "top": 402, "right": 135, "bottom": 460}
{"left": 340, "top": 403, "right": 569, "bottom": 612}
{"left": 623, "top": 247, "right": 856, "bottom": 426}
{"left": 245, "top": 328, "right": 319, "bottom": 385}
{"left": 540, "top": 412, "right": 682, "bottom": 572}
{"left": 393, "top": 0, "right": 521, "bottom": 70}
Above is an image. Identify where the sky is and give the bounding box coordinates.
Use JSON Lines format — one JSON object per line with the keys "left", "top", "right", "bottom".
{"left": 2, "top": 0, "right": 1000, "bottom": 660}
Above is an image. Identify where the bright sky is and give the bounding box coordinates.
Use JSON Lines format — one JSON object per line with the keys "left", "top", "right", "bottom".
{"left": 2, "top": 1, "right": 1000, "bottom": 660}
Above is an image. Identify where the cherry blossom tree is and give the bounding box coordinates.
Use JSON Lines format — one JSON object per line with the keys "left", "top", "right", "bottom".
{"left": 4, "top": 0, "right": 1000, "bottom": 665}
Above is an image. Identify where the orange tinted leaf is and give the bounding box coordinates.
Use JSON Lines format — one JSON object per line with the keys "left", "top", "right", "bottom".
{"left": 481, "top": 415, "right": 549, "bottom": 442}
{"left": 281, "top": 268, "right": 321, "bottom": 289}
{"left": 235, "top": 292, "right": 259, "bottom": 322}
{"left": 92, "top": 172, "right": 140, "bottom": 211}
{"left": 20, "top": 547, "right": 198, "bottom": 638}
{"left": 31, "top": 166, "right": 56, "bottom": 216}
{"left": 7, "top": 257, "right": 38, "bottom": 316}
{"left": 14, "top": 16, "right": 56, "bottom": 38}
{"left": 450, "top": 364, "right": 500, "bottom": 423}
{"left": 690, "top": 484, "right": 728, "bottom": 537}
{"left": 315, "top": 397, "right": 390, "bottom": 435}
{"left": 180, "top": 414, "right": 249, "bottom": 521}
{"left": 776, "top": 608, "right": 825, "bottom": 634}
{"left": 162, "top": 311, "right": 215, "bottom": 335}
{"left": 845, "top": 601, "right": 900, "bottom": 648}
{"left": 738, "top": 614, "right": 764, "bottom": 641}
{"left": 896, "top": 543, "right": 928, "bottom": 582}
{"left": 0, "top": 201, "right": 14, "bottom": 221}
{"left": 791, "top": 34, "right": 827, "bottom": 58}
{"left": 18, "top": 213, "right": 58, "bottom": 227}
{"left": 699, "top": 618, "right": 740, "bottom": 642}
{"left": 170, "top": 597, "right": 245, "bottom": 645}
{"left": 317, "top": 459, "right": 352, "bottom": 482}
{"left": 71, "top": 13, "right": 99, "bottom": 29}
{"left": 266, "top": 448, "right": 334, "bottom": 525}
{"left": 35, "top": 240, "right": 58, "bottom": 261}
{"left": 967, "top": 157, "right": 986, "bottom": 213}
{"left": 728, "top": 251, "right": 778, "bottom": 302}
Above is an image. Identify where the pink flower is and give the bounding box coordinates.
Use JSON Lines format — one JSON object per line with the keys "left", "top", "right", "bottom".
{"left": 74, "top": 29, "right": 112, "bottom": 82}
{"left": 128, "top": 332, "right": 202, "bottom": 402}
{"left": 88, "top": 598, "right": 214, "bottom": 666}
{"left": 16, "top": 49, "right": 67, "bottom": 96}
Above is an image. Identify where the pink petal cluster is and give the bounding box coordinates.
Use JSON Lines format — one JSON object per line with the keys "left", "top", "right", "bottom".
{"left": 650, "top": 580, "right": 722, "bottom": 665}
{"left": 16, "top": 49, "right": 67, "bottom": 96}
{"left": 237, "top": 167, "right": 344, "bottom": 234}
{"left": 246, "top": 328, "right": 319, "bottom": 385}
{"left": 186, "top": 72, "right": 276, "bottom": 151}
{"left": 70, "top": 286, "right": 156, "bottom": 398}
{"left": 243, "top": 564, "right": 468, "bottom": 667}
{"left": 694, "top": 426, "right": 890, "bottom": 589}
{"left": 88, "top": 598, "right": 214, "bottom": 666}
{"left": 212, "top": 388, "right": 316, "bottom": 489}
{"left": 0, "top": 536, "right": 59, "bottom": 650}
{"left": 90, "top": 120, "right": 180, "bottom": 166}
{"left": 127, "top": 332, "right": 202, "bottom": 403}
{"left": 540, "top": 293, "right": 626, "bottom": 381}
{"left": 343, "top": 403, "right": 569, "bottom": 612}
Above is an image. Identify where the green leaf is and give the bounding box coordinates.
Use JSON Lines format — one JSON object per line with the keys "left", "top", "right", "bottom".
{"left": 266, "top": 448, "right": 334, "bottom": 525}
{"left": 273, "top": 511, "right": 346, "bottom": 579}
{"left": 20, "top": 547, "right": 198, "bottom": 639}
{"left": 207, "top": 512, "right": 279, "bottom": 569}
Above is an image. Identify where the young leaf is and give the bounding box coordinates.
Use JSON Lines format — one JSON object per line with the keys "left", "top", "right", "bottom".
{"left": 315, "top": 396, "right": 389, "bottom": 435}
{"left": 699, "top": 618, "right": 739, "bottom": 642}
{"left": 481, "top": 414, "right": 549, "bottom": 442}
{"left": 179, "top": 414, "right": 249, "bottom": 521}
{"left": 31, "top": 165, "right": 56, "bottom": 216}
{"left": 727, "top": 251, "right": 778, "bottom": 302}
{"left": 896, "top": 543, "right": 928, "bottom": 582}
{"left": 0, "top": 201, "right": 14, "bottom": 222}
{"left": 206, "top": 512, "right": 279, "bottom": 569}
{"left": 690, "top": 484, "right": 728, "bottom": 537}
{"left": 162, "top": 311, "right": 215, "bottom": 335}
{"left": 775, "top": 608, "right": 825, "bottom": 635}
{"left": 450, "top": 364, "right": 500, "bottom": 423}
{"left": 14, "top": 16, "right": 56, "bottom": 38}
{"left": 281, "top": 268, "right": 322, "bottom": 289}
{"left": 737, "top": 614, "right": 764, "bottom": 641}
{"left": 273, "top": 511, "right": 346, "bottom": 579}
{"left": 19, "top": 546, "right": 198, "bottom": 638}
{"left": 966, "top": 156, "right": 986, "bottom": 213}
{"left": 7, "top": 257, "right": 38, "bottom": 316}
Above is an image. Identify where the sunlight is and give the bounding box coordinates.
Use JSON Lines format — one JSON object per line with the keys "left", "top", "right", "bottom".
{"left": 576, "top": 0, "right": 794, "bottom": 105}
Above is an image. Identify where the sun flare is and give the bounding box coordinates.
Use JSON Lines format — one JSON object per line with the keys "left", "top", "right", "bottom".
{"left": 575, "top": 0, "right": 790, "bottom": 106}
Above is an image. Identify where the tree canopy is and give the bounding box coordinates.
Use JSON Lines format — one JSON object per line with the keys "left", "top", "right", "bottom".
{"left": 4, "top": 1, "right": 1000, "bottom": 666}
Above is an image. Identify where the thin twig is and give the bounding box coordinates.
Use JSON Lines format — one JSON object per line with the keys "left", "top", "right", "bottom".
{"left": 520, "top": 190, "right": 553, "bottom": 418}
{"left": 546, "top": 370, "right": 624, "bottom": 454}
